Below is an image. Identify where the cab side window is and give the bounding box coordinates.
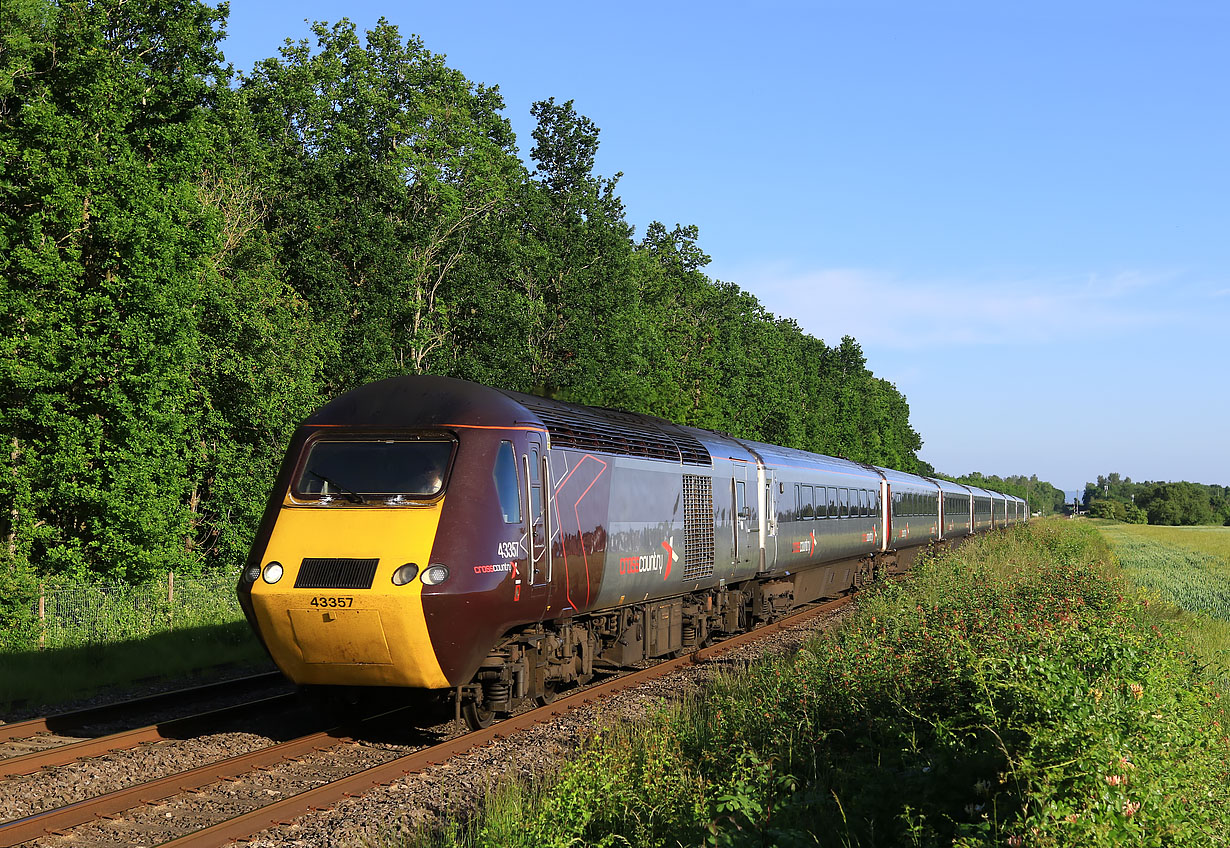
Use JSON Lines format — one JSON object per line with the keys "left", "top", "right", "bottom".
{"left": 493, "top": 441, "right": 522, "bottom": 524}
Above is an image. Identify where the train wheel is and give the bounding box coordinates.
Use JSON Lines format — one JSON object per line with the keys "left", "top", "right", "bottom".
{"left": 462, "top": 699, "right": 496, "bottom": 731}
{"left": 535, "top": 682, "right": 558, "bottom": 707}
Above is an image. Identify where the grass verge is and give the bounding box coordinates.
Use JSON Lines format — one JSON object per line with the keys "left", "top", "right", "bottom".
{"left": 0, "top": 623, "right": 272, "bottom": 715}
{"left": 406, "top": 520, "right": 1230, "bottom": 847}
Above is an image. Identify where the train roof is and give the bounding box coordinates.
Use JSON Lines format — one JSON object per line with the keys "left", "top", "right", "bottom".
{"left": 875, "top": 466, "right": 940, "bottom": 492}
{"left": 925, "top": 477, "right": 974, "bottom": 496}
{"left": 305, "top": 375, "right": 716, "bottom": 466}
{"left": 305, "top": 375, "right": 534, "bottom": 429}
{"left": 725, "top": 437, "right": 884, "bottom": 481}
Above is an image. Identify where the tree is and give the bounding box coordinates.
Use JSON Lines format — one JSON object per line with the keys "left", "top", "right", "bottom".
{"left": 241, "top": 18, "right": 521, "bottom": 391}
{"left": 1, "top": 0, "right": 229, "bottom": 580}
{"left": 1140, "top": 482, "right": 1216, "bottom": 526}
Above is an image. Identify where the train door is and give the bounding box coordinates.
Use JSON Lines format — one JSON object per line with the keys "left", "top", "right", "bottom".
{"left": 731, "top": 464, "right": 756, "bottom": 573}
{"left": 760, "top": 466, "right": 776, "bottom": 573}
{"left": 524, "top": 436, "right": 553, "bottom": 608}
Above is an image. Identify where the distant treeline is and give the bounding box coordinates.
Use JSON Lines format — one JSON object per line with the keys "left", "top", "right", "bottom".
{"left": 938, "top": 473, "right": 1065, "bottom": 517}
{"left": 1, "top": 1, "right": 940, "bottom": 588}
{"left": 1083, "top": 474, "right": 1230, "bottom": 526}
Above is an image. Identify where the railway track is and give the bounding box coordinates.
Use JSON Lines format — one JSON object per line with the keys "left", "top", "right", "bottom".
{"left": 1, "top": 694, "right": 298, "bottom": 778}
{"left": 0, "top": 595, "right": 854, "bottom": 848}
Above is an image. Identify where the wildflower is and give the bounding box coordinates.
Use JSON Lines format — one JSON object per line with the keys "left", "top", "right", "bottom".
{"left": 1007, "top": 836, "right": 1024, "bottom": 847}
{"left": 1118, "top": 756, "right": 1135, "bottom": 770}
{"left": 973, "top": 779, "right": 992, "bottom": 796}
{"left": 1064, "top": 813, "right": 1079, "bottom": 823}
{"left": 1092, "top": 688, "right": 1104, "bottom": 703}
{"left": 1105, "top": 774, "right": 1125, "bottom": 787}
{"left": 1124, "top": 800, "right": 1141, "bottom": 817}
{"left": 1129, "top": 683, "right": 1144, "bottom": 700}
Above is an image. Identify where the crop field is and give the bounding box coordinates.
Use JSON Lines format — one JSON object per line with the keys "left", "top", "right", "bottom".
{"left": 1096, "top": 523, "right": 1230, "bottom": 618}
{"left": 1095, "top": 521, "right": 1230, "bottom": 686}
{"left": 1102, "top": 522, "right": 1230, "bottom": 561}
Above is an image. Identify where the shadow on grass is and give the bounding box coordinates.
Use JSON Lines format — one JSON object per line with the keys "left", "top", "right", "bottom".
{"left": 0, "top": 620, "right": 275, "bottom": 718}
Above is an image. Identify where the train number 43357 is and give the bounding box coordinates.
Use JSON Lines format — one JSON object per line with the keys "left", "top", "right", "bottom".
{"left": 309, "top": 596, "right": 354, "bottom": 608}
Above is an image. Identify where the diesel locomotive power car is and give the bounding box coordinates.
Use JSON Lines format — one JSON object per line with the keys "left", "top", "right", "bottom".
{"left": 237, "top": 376, "right": 1025, "bottom": 727}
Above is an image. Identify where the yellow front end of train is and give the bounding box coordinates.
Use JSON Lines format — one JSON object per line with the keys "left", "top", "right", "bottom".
{"left": 242, "top": 432, "right": 458, "bottom": 690}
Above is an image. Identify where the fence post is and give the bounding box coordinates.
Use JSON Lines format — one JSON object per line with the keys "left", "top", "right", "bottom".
{"left": 168, "top": 571, "right": 174, "bottom": 631}
{"left": 38, "top": 582, "right": 45, "bottom": 651}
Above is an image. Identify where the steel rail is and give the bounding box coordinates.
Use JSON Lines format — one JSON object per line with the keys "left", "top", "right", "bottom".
{"left": 160, "top": 595, "right": 854, "bottom": 848}
{"left": 0, "top": 693, "right": 296, "bottom": 778}
{"left": 0, "top": 721, "right": 360, "bottom": 847}
{"left": 0, "top": 671, "right": 286, "bottom": 744}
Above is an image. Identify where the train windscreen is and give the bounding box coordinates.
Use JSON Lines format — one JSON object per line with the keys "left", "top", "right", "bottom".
{"left": 294, "top": 439, "right": 454, "bottom": 501}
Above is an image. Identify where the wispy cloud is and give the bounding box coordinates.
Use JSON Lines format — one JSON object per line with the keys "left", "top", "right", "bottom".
{"left": 729, "top": 265, "right": 1212, "bottom": 350}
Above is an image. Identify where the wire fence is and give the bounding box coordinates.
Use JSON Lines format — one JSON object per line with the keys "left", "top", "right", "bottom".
{"left": 6, "top": 572, "right": 246, "bottom": 653}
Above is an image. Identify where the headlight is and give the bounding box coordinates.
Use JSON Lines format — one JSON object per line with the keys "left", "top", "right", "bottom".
{"left": 262, "top": 561, "right": 284, "bottom": 584}
{"left": 243, "top": 564, "right": 261, "bottom": 583}
{"left": 391, "top": 563, "right": 419, "bottom": 586}
{"left": 420, "top": 564, "right": 450, "bottom": 586}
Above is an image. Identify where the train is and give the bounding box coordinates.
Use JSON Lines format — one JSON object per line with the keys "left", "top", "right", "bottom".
{"left": 237, "top": 375, "right": 1026, "bottom": 728}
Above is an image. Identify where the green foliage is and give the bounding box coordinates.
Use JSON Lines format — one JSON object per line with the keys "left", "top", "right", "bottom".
{"left": 2, "top": 0, "right": 227, "bottom": 580}
{"left": 408, "top": 522, "right": 1230, "bottom": 847}
{"left": 1089, "top": 498, "right": 1147, "bottom": 524}
{"left": 0, "top": 572, "right": 265, "bottom": 710}
{"left": 1083, "top": 474, "right": 1229, "bottom": 526}
{"left": 241, "top": 18, "right": 521, "bottom": 390}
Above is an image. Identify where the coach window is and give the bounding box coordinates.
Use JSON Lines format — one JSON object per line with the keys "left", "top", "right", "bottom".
{"left": 835, "top": 488, "right": 845, "bottom": 518}
{"left": 800, "top": 485, "right": 814, "bottom": 520}
{"left": 492, "top": 441, "right": 522, "bottom": 524}
{"left": 859, "top": 489, "right": 869, "bottom": 517}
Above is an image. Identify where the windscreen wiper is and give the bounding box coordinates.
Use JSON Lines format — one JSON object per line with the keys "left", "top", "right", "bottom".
{"left": 307, "top": 470, "right": 365, "bottom": 504}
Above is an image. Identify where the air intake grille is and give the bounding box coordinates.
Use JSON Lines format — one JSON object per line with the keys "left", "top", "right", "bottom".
{"left": 518, "top": 398, "right": 711, "bottom": 467}
{"left": 681, "top": 474, "right": 715, "bottom": 581}
{"left": 295, "top": 558, "right": 379, "bottom": 589}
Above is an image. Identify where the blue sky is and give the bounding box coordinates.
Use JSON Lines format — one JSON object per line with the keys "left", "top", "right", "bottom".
{"left": 219, "top": 1, "right": 1230, "bottom": 493}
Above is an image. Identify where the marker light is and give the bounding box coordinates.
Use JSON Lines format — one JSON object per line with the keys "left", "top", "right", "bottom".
{"left": 392, "top": 563, "right": 419, "bottom": 586}
{"left": 243, "top": 564, "right": 261, "bottom": 583}
{"left": 420, "top": 564, "right": 450, "bottom": 586}
{"left": 262, "top": 561, "right": 284, "bottom": 584}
